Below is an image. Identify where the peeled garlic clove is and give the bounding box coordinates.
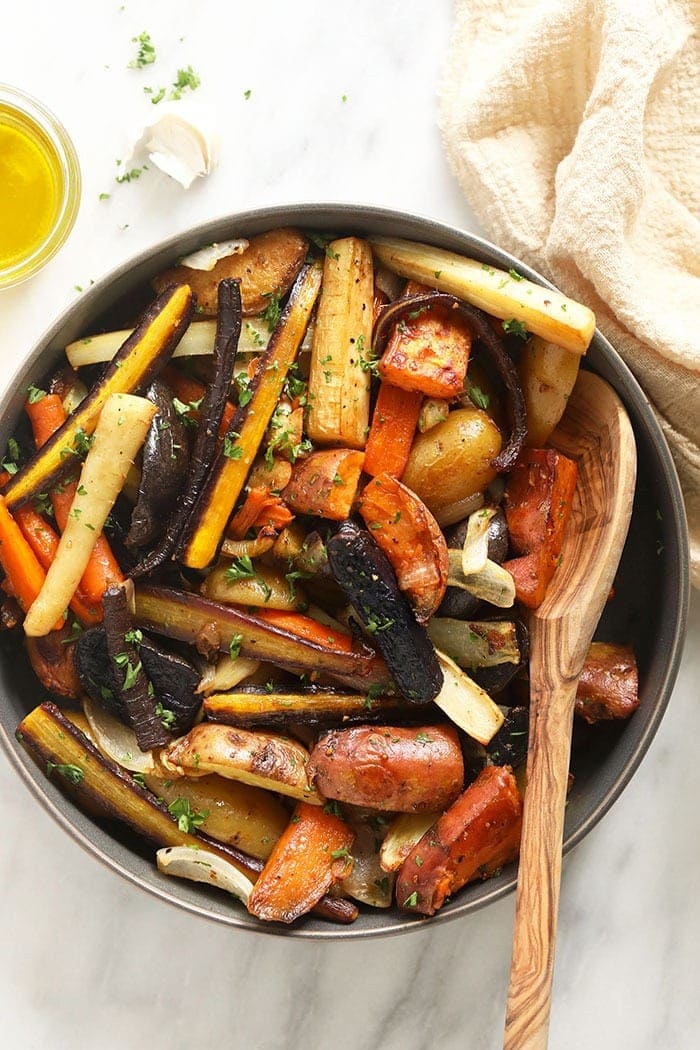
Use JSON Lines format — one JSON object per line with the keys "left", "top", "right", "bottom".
{"left": 125, "top": 104, "right": 220, "bottom": 189}
{"left": 156, "top": 846, "right": 255, "bottom": 903}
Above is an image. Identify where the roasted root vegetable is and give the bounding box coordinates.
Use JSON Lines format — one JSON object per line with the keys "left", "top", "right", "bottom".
{"left": 3, "top": 285, "right": 193, "bottom": 508}
{"left": 363, "top": 382, "right": 423, "bottom": 479}
{"left": 247, "top": 802, "right": 354, "bottom": 923}
{"left": 164, "top": 723, "right": 323, "bottom": 804}
{"left": 519, "top": 337, "right": 581, "bottom": 447}
{"left": 24, "top": 394, "right": 157, "bottom": 637}
{"left": 575, "top": 642, "right": 639, "bottom": 724}
{"left": 401, "top": 408, "right": 502, "bottom": 516}
{"left": 396, "top": 764, "right": 523, "bottom": 915}
{"left": 503, "top": 448, "right": 578, "bottom": 609}
{"left": 143, "top": 773, "right": 288, "bottom": 860}
{"left": 432, "top": 650, "right": 504, "bottom": 745}
{"left": 282, "top": 448, "right": 365, "bottom": 520}
{"left": 180, "top": 260, "right": 323, "bottom": 569}
{"left": 25, "top": 625, "right": 83, "bottom": 700}
{"left": 327, "top": 520, "right": 443, "bottom": 703}
{"left": 203, "top": 562, "right": 308, "bottom": 612}
{"left": 340, "top": 814, "right": 394, "bottom": 908}
{"left": 306, "top": 237, "right": 373, "bottom": 448}
{"left": 152, "top": 228, "right": 308, "bottom": 316}
{"left": 308, "top": 724, "right": 464, "bottom": 812}
{"left": 133, "top": 584, "right": 380, "bottom": 686}
{"left": 204, "top": 689, "right": 406, "bottom": 730}
{"left": 0, "top": 496, "right": 55, "bottom": 620}
{"left": 370, "top": 236, "right": 595, "bottom": 355}
{"left": 379, "top": 811, "right": 441, "bottom": 872}
{"left": 358, "top": 473, "right": 448, "bottom": 622}
{"left": 376, "top": 296, "right": 472, "bottom": 399}
{"left": 24, "top": 393, "right": 123, "bottom": 607}
{"left": 17, "top": 701, "right": 258, "bottom": 880}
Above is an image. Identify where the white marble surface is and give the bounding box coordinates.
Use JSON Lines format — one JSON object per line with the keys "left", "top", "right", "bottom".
{"left": 1, "top": 3, "right": 698, "bottom": 1048}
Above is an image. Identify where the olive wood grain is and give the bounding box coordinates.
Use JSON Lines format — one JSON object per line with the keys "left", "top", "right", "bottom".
{"left": 503, "top": 371, "right": 637, "bottom": 1050}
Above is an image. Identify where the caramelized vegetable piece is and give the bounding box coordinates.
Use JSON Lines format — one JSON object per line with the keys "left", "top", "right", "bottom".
{"left": 502, "top": 448, "right": 578, "bottom": 609}
{"left": 227, "top": 487, "right": 293, "bottom": 539}
{"left": 25, "top": 394, "right": 123, "bottom": 607}
{"left": 142, "top": 773, "right": 288, "bottom": 860}
{"left": 164, "top": 723, "right": 323, "bottom": 804}
{"left": 203, "top": 562, "right": 306, "bottom": 611}
{"left": 363, "top": 381, "right": 423, "bottom": 479}
{"left": 328, "top": 521, "right": 443, "bottom": 703}
{"left": 307, "top": 237, "right": 373, "bottom": 448}
{"left": 401, "top": 408, "right": 502, "bottom": 516}
{"left": 102, "top": 585, "right": 168, "bottom": 752}
{"left": 433, "top": 651, "right": 504, "bottom": 745}
{"left": 3, "top": 285, "right": 193, "bottom": 508}
{"left": 204, "top": 688, "right": 407, "bottom": 730}
{"left": 520, "top": 337, "right": 581, "bottom": 447}
{"left": 379, "top": 811, "right": 440, "bottom": 872}
{"left": 396, "top": 765, "right": 523, "bottom": 915}
{"left": 378, "top": 299, "right": 472, "bottom": 399}
{"left": 133, "top": 585, "right": 380, "bottom": 686}
{"left": 308, "top": 724, "right": 464, "bottom": 812}
{"left": 575, "top": 642, "right": 639, "bottom": 724}
{"left": 369, "top": 237, "right": 595, "bottom": 355}
{"left": 25, "top": 624, "right": 83, "bottom": 700}
{"left": 153, "top": 229, "right": 308, "bottom": 316}
{"left": 180, "top": 260, "right": 323, "bottom": 569}
{"left": 358, "top": 473, "right": 448, "bottom": 622}
{"left": 17, "top": 701, "right": 256, "bottom": 879}
{"left": 24, "top": 394, "right": 157, "bottom": 637}
{"left": 283, "top": 448, "right": 365, "bottom": 521}
{"left": 131, "top": 280, "right": 242, "bottom": 577}
{"left": 0, "top": 496, "right": 55, "bottom": 620}
{"left": 247, "top": 802, "right": 354, "bottom": 923}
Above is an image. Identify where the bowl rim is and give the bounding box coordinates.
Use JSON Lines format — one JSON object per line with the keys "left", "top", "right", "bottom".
{"left": 0, "top": 201, "right": 690, "bottom": 939}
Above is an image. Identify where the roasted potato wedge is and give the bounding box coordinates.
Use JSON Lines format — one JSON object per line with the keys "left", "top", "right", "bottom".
{"left": 152, "top": 228, "right": 309, "bottom": 317}
{"left": 308, "top": 725, "right": 464, "bottom": 812}
{"left": 164, "top": 723, "right": 323, "bottom": 804}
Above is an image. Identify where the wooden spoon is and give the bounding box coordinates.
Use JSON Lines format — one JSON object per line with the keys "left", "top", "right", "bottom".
{"left": 503, "top": 370, "right": 637, "bottom": 1050}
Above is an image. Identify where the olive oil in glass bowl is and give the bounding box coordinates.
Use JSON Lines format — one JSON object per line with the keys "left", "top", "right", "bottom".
{"left": 0, "top": 85, "right": 81, "bottom": 288}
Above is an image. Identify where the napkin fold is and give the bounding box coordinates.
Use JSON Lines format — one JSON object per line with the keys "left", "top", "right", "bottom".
{"left": 439, "top": 0, "right": 699, "bottom": 586}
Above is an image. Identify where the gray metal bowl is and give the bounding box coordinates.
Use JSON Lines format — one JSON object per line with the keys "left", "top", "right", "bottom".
{"left": 0, "top": 204, "right": 689, "bottom": 938}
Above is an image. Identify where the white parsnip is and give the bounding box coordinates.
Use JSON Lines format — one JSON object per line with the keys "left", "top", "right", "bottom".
{"left": 370, "top": 236, "right": 595, "bottom": 355}
{"left": 307, "top": 237, "right": 374, "bottom": 448}
{"left": 65, "top": 318, "right": 269, "bottom": 368}
{"left": 23, "top": 394, "right": 156, "bottom": 636}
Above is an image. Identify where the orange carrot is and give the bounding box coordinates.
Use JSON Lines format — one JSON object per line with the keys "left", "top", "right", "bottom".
{"left": 282, "top": 449, "right": 365, "bottom": 521}
{"left": 25, "top": 394, "right": 123, "bottom": 605}
{"left": 247, "top": 802, "right": 354, "bottom": 923}
{"left": 363, "top": 382, "right": 423, "bottom": 479}
{"left": 378, "top": 301, "right": 472, "bottom": 399}
{"left": 162, "top": 366, "right": 236, "bottom": 434}
{"left": 13, "top": 503, "right": 101, "bottom": 625}
{"left": 227, "top": 487, "right": 294, "bottom": 539}
{"left": 254, "top": 609, "right": 354, "bottom": 653}
{"left": 0, "top": 496, "right": 61, "bottom": 627}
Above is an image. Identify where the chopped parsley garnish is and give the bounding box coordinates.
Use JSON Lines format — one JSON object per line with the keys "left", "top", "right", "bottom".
{"left": 155, "top": 702, "right": 176, "bottom": 729}
{"left": 115, "top": 166, "right": 146, "bottom": 184}
{"left": 61, "top": 621, "right": 84, "bottom": 645}
{"left": 502, "top": 318, "right": 528, "bottom": 340}
{"left": 243, "top": 89, "right": 252, "bottom": 100}
{"left": 168, "top": 797, "right": 208, "bottom": 833}
{"left": 169, "top": 65, "right": 201, "bottom": 99}
{"left": 285, "top": 570, "right": 311, "bottom": 601}
{"left": 229, "top": 633, "right": 243, "bottom": 660}
{"left": 46, "top": 762, "right": 84, "bottom": 785}
{"left": 469, "top": 386, "right": 490, "bottom": 410}
{"left": 128, "top": 31, "right": 156, "bottom": 69}
{"left": 225, "top": 555, "right": 256, "bottom": 581}
{"left": 27, "top": 384, "right": 46, "bottom": 404}
{"left": 403, "top": 892, "right": 419, "bottom": 908}
{"left": 261, "top": 291, "right": 282, "bottom": 331}
{"left": 323, "top": 800, "right": 342, "bottom": 817}
{"left": 235, "top": 373, "right": 253, "bottom": 407}
{"left": 308, "top": 232, "right": 340, "bottom": 260}
{"left": 124, "top": 628, "right": 143, "bottom": 645}
{"left": 223, "top": 433, "right": 243, "bottom": 460}
{"left": 173, "top": 395, "right": 203, "bottom": 424}
{"left": 331, "top": 847, "right": 351, "bottom": 861}
{"left": 508, "top": 268, "right": 523, "bottom": 281}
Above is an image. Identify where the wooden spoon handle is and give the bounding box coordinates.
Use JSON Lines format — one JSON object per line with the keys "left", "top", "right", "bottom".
{"left": 503, "top": 625, "right": 579, "bottom": 1049}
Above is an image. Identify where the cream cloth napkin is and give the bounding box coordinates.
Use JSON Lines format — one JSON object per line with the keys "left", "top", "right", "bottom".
{"left": 439, "top": 0, "right": 700, "bottom": 586}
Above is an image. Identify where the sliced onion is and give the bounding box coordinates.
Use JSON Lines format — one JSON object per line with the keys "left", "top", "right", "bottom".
{"left": 461, "top": 506, "right": 497, "bottom": 575}
{"left": 379, "top": 811, "right": 439, "bottom": 873}
{"left": 179, "top": 239, "right": 249, "bottom": 271}
{"left": 427, "top": 618, "right": 521, "bottom": 669}
{"left": 433, "top": 492, "right": 485, "bottom": 528}
{"left": 82, "top": 696, "right": 156, "bottom": 774}
{"left": 195, "top": 654, "right": 260, "bottom": 696}
{"left": 341, "top": 821, "right": 394, "bottom": 908}
{"left": 433, "top": 650, "right": 504, "bottom": 745}
{"left": 447, "top": 550, "right": 516, "bottom": 608}
{"left": 220, "top": 535, "right": 276, "bottom": 559}
{"left": 156, "top": 846, "right": 255, "bottom": 904}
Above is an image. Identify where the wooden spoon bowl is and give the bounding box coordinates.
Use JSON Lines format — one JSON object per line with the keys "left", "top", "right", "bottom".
{"left": 504, "top": 370, "right": 637, "bottom": 1049}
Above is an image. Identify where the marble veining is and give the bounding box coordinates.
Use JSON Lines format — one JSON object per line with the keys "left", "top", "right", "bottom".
{"left": 0, "top": 3, "right": 698, "bottom": 1048}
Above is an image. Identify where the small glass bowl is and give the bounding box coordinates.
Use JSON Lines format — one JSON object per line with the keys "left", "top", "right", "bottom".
{"left": 0, "top": 84, "right": 81, "bottom": 289}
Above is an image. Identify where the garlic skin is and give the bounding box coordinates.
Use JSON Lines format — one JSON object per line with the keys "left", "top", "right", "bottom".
{"left": 125, "top": 103, "right": 220, "bottom": 189}
{"left": 179, "top": 240, "right": 249, "bottom": 271}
